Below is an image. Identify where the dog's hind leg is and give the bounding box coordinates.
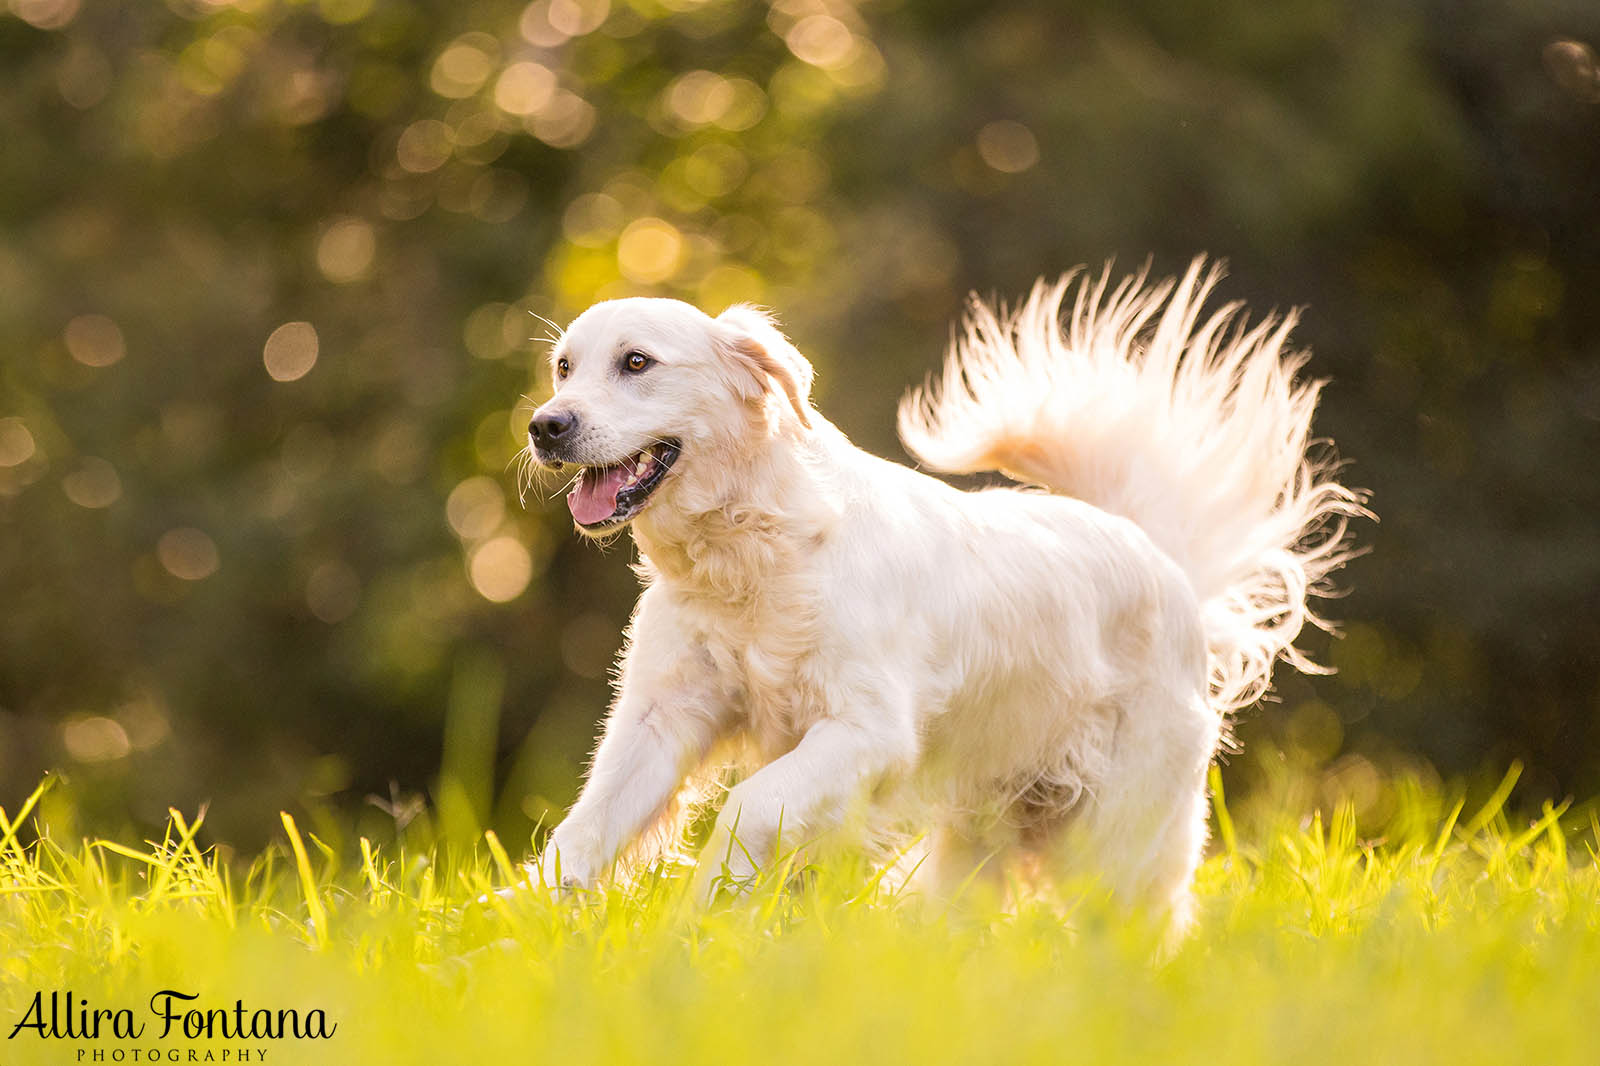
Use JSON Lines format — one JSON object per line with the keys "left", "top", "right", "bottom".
{"left": 1038, "top": 689, "right": 1218, "bottom": 938}
{"left": 915, "top": 820, "right": 1014, "bottom": 902}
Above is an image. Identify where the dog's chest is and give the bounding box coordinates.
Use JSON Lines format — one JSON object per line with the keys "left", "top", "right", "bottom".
{"left": 640, "top": 510, "right": 836, "bottom": 758}
{"left": 685, "top": 592, "right": 825, "bottom": 759}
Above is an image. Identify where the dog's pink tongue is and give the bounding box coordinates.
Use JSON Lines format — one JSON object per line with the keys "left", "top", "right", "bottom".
{"left": 568, "top": 464, "right": 627, "bottom": 525}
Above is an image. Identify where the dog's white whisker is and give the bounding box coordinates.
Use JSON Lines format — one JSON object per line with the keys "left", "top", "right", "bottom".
{"left": 513, "top": 451, "right": 536, "bottom": 507}
{"left": 544, "top": 468, "right": 583, "bottom": 504}
{"left": 527, "top": 310, "right": 565, "bottom": 340}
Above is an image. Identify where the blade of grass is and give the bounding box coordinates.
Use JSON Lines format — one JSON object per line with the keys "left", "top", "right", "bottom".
{"left": 1210, "top": 764, "right": 1238, "bottom": 860}
{"left": 1461, "top": 762, "right": 1522, "bottom": 839}
{"left": 281, "top": 811, "right": 329, "bottom": 948}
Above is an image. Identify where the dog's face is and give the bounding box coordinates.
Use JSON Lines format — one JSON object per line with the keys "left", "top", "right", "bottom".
{"left": 528, "top": 297, "right": 813, "bottom": 536}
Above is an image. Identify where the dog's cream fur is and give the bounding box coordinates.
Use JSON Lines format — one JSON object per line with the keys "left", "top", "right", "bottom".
{"left": 523, "top": 258, "right": 1364, "bottom": 928}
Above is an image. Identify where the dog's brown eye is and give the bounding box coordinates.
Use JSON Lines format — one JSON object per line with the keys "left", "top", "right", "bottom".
{"left": 556, "top": 357, "right": 569, "bottom": 380}
{"left": 624, "top": 351, "right": 651, "bottom": 373}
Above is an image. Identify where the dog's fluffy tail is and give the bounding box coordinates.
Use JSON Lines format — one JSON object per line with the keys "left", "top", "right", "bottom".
{"left": 898, "top": 258, "right": 1369, "bottom": 714}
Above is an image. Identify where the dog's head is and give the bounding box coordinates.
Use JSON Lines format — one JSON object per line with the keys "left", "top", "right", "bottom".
{"left": 527, "top": 298, "right": 814, "bottom": 536}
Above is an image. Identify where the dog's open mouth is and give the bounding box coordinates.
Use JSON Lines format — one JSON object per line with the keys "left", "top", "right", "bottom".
{"left": 567, "top": 440, "right": 680, "bottom": 529}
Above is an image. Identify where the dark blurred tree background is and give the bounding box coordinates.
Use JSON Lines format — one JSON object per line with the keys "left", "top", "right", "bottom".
{"left": 1, "top": 0, "right": 1597, "bottom": 847}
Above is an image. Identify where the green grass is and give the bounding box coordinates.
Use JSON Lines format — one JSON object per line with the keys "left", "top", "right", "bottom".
{"left": 3, "top": 767, "right": 1598, "bottom": 1066}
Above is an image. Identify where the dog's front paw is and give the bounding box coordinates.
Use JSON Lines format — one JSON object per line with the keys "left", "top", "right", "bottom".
{"left": 531, "top": 833, "right": 598, "bottom": 892}
{"left": 508, "top": 863, "right": 582, "bottom": 895}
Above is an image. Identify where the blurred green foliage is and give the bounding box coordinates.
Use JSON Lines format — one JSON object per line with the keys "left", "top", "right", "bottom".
{"left": 0, "top": 0, "right": 1597, "bottom": 845}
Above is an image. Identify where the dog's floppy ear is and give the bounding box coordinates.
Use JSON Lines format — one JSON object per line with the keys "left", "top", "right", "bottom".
{"left": 717, "top": 305, "right": 814, "bottom": 429}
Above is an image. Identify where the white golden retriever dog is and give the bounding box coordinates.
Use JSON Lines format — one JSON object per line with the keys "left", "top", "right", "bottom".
{"left": 522, "top": 258, "right": 1364, "bottom": 929}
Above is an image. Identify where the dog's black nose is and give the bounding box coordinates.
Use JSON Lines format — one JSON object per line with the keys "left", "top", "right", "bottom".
{"left": 529, "top": 411, "right": 577, "bottom": 444}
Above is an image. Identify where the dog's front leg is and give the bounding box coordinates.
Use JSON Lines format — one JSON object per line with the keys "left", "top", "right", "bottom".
{"left": 692, "top": 711, "right": 916, "bottom": 900}
{"left": 535, "top": 625, "right": 730, "bottom": 889}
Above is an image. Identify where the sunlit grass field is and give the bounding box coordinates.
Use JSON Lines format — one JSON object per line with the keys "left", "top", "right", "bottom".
{"left": 3, "top": 766, "right": 1598, "bottom": 1066}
